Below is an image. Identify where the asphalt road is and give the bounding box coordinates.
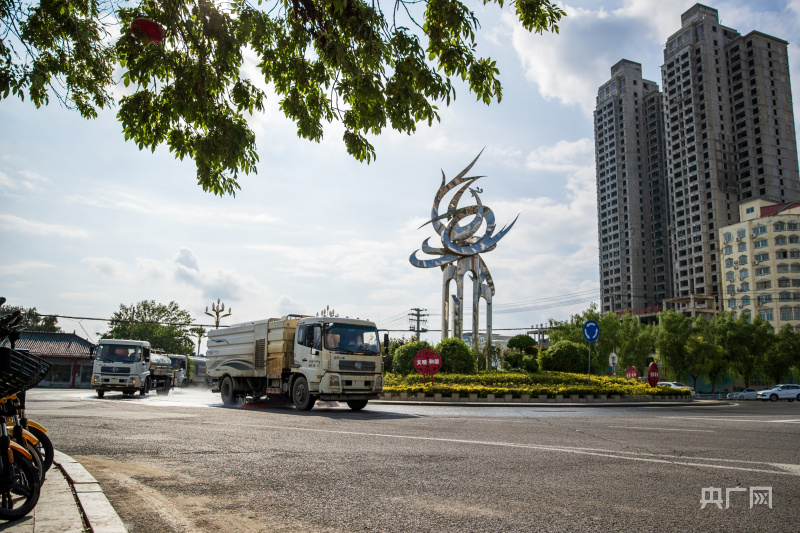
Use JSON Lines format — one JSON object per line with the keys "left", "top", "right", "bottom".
{"left": 24, "top": 388, "right": 800, "bottom": 532}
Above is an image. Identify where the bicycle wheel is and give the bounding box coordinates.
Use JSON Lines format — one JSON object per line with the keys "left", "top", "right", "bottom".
{"left": 24, "top": 442, "right": 44, "bottom": 483}
{"left": 0, "top": 450, "right": 41, "bottom": 520}
{"left": 27, "top": 428, "right": 53, "bottom": 473}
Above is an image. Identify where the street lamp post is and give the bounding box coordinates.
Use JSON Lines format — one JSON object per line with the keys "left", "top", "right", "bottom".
{"left": 204, "top": 299, "right": 232, "bottom": 329}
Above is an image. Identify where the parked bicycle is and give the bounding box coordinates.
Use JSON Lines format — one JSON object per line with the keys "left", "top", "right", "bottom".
{"left": 0, "top": 299, "right": 53, "bottom": 519}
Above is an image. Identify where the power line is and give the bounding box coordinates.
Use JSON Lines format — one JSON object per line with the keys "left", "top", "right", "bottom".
{"left": 15, "top": 313, "right": 225, "bottom": 329}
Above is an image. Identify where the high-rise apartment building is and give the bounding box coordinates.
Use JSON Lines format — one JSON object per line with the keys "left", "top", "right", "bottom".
{"left": 595, "top": 60, "right": 671, "bottom": 314}
{"left": 595, "top": 4, "right": 800, "bottom": 312}
{"left": 719, "top": 199, "right": 800, "bottom": 330}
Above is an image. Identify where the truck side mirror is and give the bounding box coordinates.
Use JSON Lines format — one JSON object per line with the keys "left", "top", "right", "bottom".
{"left": 89, "top": 346, "right": 95, "bottom": 360}
{"left": 383, "top": 333, "right": 389, "bottom": 354}
{"left": 143, "top": 347, "right": 150, "bottom": 362}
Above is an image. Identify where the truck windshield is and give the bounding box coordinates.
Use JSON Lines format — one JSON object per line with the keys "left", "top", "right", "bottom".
{"left": 96, "top": 344, "right": 142, "bottom": 363}
{"left": 324, "top": 324, "right": 380, "bottom": 354}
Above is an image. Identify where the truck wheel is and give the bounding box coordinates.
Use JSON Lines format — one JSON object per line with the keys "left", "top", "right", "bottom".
{"left": 96, "top": 390, "right": 104, "bottom": 398}
{"left": 220, "top": 376, "right": 237, "bottom": 406}
{"left": 292, "top": 377, "right": 315, "bottom": 411}
{"left": 346, "top": 400, "right": 368, "bottom": 411}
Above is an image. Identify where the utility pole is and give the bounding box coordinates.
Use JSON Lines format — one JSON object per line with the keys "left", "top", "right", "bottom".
{"left": 408, "top": 308, "right": 428, "bottom": 340}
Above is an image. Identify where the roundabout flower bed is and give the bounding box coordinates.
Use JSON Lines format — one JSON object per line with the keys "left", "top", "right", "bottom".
{"left": 383, "top": 370, "right": 691, "bottom": 398}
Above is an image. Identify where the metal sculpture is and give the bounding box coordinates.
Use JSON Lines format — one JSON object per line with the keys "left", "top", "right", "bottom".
{"left": 410, "top": 152, "right": 518, "bottom": 346}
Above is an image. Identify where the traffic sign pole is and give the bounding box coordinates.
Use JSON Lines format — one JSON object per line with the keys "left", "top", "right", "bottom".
{"left": 582, "top": 321, "right": 600, "bottom": 385}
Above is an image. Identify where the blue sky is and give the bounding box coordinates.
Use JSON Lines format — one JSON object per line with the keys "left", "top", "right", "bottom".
{"left": 2, "top": 1, "right": 799, "bottom": 349}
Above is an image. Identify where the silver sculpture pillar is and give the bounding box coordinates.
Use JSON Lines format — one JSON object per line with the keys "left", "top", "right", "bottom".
{"left": 410, "top": 152, "right": 517, "bottom": 349}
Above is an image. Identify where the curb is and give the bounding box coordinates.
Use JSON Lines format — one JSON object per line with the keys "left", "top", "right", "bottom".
{"left": 54, "top": 451, "right": 128, "bottom": 533}
{"left": 372, "top": 399, "right": 729, "bottom": 408}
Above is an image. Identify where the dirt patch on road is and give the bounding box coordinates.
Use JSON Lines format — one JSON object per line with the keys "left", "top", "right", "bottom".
{"left": 74, "top": 456, "right": 307, "bottom": 533}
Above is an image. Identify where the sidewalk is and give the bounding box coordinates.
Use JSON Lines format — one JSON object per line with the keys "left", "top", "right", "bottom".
{"left": 0, "top": 451, "right": 126, "bottom": 533}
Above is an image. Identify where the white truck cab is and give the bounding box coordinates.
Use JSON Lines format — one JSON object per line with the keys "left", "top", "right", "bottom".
{"left": 92, "top": 339, "right": 173, "bottom": 398}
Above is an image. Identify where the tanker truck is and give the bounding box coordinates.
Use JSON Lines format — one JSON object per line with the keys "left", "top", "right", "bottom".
{"left": 206, "top": 315, "right": 385, "bottom": 411}
{"left": 91, "top": 339, "right": 173, "bottom": 397}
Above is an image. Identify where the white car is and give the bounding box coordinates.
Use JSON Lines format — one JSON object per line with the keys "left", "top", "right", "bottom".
{"left": 757, "top": 384, "right": 800, "bottom": 402}
{"left": 657, "top": 381, "right": 696, "bottom": 396}
{"left": 727, "top": 388, "right": 758, "bottom": 400}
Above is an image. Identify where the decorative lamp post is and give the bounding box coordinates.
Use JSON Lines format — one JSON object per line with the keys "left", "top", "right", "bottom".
{"left": 204, "top": 299, "right": 232, "bottom": 329}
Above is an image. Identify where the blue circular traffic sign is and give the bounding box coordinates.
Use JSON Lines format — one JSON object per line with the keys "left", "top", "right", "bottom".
{"left": 583, "top": 320, "right": 599, "bottom": 343}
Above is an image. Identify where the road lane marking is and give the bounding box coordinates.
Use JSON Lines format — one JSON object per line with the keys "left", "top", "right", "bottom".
{"left": 664, "top": 416, "right": 800, "bottom": 423}
{"left": 219, "top": 423, "right": 800, "bottom": 477}
{"left": 607, "top": 425, "right": 714, "bottom": 432}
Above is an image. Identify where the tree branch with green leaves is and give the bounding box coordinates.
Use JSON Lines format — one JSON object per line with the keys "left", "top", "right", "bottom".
{"left": 1, "top": 0, "right": 565, "bottom": 195}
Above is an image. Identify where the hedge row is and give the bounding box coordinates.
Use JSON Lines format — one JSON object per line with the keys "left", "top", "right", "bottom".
{"left": 383, "top": 370, "right": 690, "bottom": 398}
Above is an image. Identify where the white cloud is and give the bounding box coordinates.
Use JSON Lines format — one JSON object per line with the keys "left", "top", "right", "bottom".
{"left": 0, "top": 261, "right": 55, "bottom": 276}
{"left": 0, "top": 214, "right": 89, "bottom": 239}
{"left": 505, "top": 0, "right": 699, "bottom": 115}
{"left": 525, "top": 138, "right": 594, "bottom": 172}
{"left": 81, "top": 257, "right": 132, "bottom": 280}
{"left": 172, "top": 248, "right": 260, "bottom": 302}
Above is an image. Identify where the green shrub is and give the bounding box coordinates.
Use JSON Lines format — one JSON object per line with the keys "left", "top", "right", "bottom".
{"left": 501, "top": 349, "right": 524, "bottom": 370}
{"left": 392, "top": 340, "right": 432, "bottom": 375}
{"left": 538, "top": 341, "right": 587, "bottom": 373}
{"left": 436, "top": 337, "right": 477, "bottom": 374}
{"left": 521, "top": 354, "right": 539, "bottom": 373}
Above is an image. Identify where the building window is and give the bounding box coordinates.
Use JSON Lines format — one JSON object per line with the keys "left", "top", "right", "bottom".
{"left": 789, "top": 222, "right": 799, "bottom": 231}
{"left": 774, "top": 222, "right": 786, "bottom": 231}
{"left": 737, "top": 229, "right": 747, "bottom": 239}
{"left": 753, "top": 225, "right": 767, "bottom": 235}
{"left": 778, "top": 264, "right": 790, "bottom": 273}
{"left": 724, "top": 245, "right": 733, "bottom": 254}
{"left": 739, "top": 255, "right": 748, "bottom": 265}
{"left": 776, "top": 236, "right": 788, "bottom": 245}
{"left": 780, "top": 291, "right": 792, "bottom": 301}
{"left": 790, "top": 235, "right": 800, "bottom": 244}
{"left": 738, "top": 242, "right": 747, "bottom": 251}
{"left": 724, "top": 232, "right": 733, "bottom": 242}
{"left": 726, "top": 271, "right": 735, "bottom": 281}
{"left": 779, "top": 278, "right": 791, "bottom": 287}
{"left": 755, "top": 253, "right": 769, "bottom": 262}
{"left": 755, "top": 239, "right": 769, "bottom": 249}
{"left": 746, "top": 207, "right": 755, "bottom": 214}
{"left": 795, "top": 306, "right": 800, "bottom": 319}
{"left": 760, "top": 309, "right": 774, "bottom": 321}
{"left": 742, "top": 295, "right": 751, "bottom": 306}
{"left": 756, "top": 267, "right": 771, "bottom": 276}
{"left": 740, "top": 269, "right": 750, "bottom": 279}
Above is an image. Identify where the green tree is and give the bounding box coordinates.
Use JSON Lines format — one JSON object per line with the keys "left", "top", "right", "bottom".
{"left": 436, "top": 337, "right": 476, "bottom": 374}
{"left": 548, "top": 304, "right": 618, "bottom": 374}
{"left": 653, "top": 309, "right": 692, "bottom": 381}
{"left": 383, "top": 336, "right": 410, "bottom": 374}
{"left": 188, "top": 326, "right": 206, "bottom": 355}
{"left": 615, "top": 312, "right": 653, "bottom": 376}
{"left": 506, "top": 334, "right": 536, "bottom": 354}
{"left": 763, "top": 324, "right": 798, "bottom": 384}
{"left": 103, "top": 300, "right": 195, "bottom": 354}
{"left": 2, "top": 0, "right": 566, "bottom": 195}
{"left": 0, "top": 305, "right": 62, "bottom": 332}
{"left": 711, "top": 312, "right": 773, "bottom": 388}
{"left": 391, "top": 339, "right": 431, "bottom": 376}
